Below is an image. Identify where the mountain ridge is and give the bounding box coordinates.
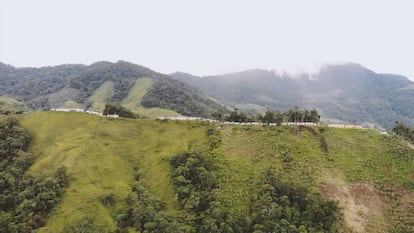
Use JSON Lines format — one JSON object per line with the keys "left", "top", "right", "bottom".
{"left": 171, "top": 63, "right": 414, "bottom": 127}
{"left": 0, "top": 61, "right": 221, "bottom": 117}
{"left": 2, "top": 60, "right": 414, "bottom": 127}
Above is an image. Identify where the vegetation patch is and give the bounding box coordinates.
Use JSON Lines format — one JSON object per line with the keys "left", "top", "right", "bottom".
{"left": 121, "top": 78, "right": 181, "bottom": 118}
{"left": 170, "top": 148, "right": 234, "bottom": 232}
{"left": 0, "top": 118, "right": 69, "bottom": 232}
{"left": 142, "top": 78, "right": 222, "bottom": 118}
{"left": 87, "top": 81, "right": 115, "bottom": 112}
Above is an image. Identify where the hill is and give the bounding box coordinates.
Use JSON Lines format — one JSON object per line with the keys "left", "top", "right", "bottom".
{"left": 0, "top": 61, "right": 221, "bottom": 118}
{"left": 0, "top": 95, "right": 27, "bottom": 113}
{"left": 1, "top": 112, "right": 413, "bottom": 232}
{"left": 171, "top": 64, "right": 414, "bottom": 127}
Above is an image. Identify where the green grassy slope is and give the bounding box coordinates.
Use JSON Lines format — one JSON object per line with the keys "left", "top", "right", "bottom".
{"left": 19, "top": 112, "right": 208, "bottom": 232}
{"left": 15, "top": 113, "right": 414, "bottom": 232}
{"left": 215, "top": 125, "right": 414, "bottom": 232}
{"left": 88, "top": 81, "right": 115, "bottom": 112}
{"left": 121, "top": 78, "right": 181, "bottom": 117}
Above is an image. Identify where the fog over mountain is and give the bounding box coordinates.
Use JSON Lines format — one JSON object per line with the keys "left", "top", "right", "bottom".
{"left": 1, "top": 60, "right": 413, "bottom": 127}
{"left": 172, "top": 63, "right": 414, "bottom": 128}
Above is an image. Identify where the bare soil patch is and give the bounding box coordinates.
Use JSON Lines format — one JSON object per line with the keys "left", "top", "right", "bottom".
{"left": 319, "top": 182, "right": 390, "bottom": 233}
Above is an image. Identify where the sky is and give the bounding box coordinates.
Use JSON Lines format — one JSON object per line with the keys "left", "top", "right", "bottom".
{"left": 1, "top": 0, "right": 414, "bottom": 79}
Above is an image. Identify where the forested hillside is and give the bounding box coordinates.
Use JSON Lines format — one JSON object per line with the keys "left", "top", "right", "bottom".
{"left": 0, "top": 61, "right": 221, "bottom": 117}
{"left": 172, "top": 63, "right": 414, "bottom": 127}
{"left": 2, "top": 60, "right": 414, "bottom": 126}
{"left": 1, "top": 112, "right": 412, "bottom": 232}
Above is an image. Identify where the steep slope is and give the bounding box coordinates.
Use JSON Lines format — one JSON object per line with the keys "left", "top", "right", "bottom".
{"left": 120, "top": 78, "right": 181, "bottom": 117}
{"left": 0, "top": 61, "right": 221, "bottom": 117}
{"left": 3, "top": 112, "right": 412, "bottom": 232}
{"left": 172, "top": 64, "right": 414, "bottom": 127}
{"left": 88, "top": 81, "right": 115, "bottom": 112}
{"left": 17, "top": 112, "right": 210, "bottom": 232}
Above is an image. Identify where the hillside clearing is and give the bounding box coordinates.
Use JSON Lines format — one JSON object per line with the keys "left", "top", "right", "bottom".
{"left": 88, "top": 81, "right": 115, "bottom": 112}
{"left": 120, "top": 78, "right": 181, "bottom": 118}
{"left": 18, "top": 112, "right": 208, "bottom": 232}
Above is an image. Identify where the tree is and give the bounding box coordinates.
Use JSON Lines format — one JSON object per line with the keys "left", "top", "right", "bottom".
{"left": 103, "top": 103, "right": 138, "bottom": 118}
{"left": 309, "top": 108, "right": 320, "bottom": 123}
{"left": 211, "top": 109, "right": 225, "bottom": 122}
{"left": 392, "top": 121, "right": 414, "bottom": 142}
{"left": 263, "top": 111, "right": 274, "bottom": 126}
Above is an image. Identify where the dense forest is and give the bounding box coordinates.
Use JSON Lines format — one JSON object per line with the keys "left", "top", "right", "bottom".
{"left": 141, "top": 78, "right": 222, "bottom": 117}
{"left": 0, "top": 61, "right": 221, "bottom": 118}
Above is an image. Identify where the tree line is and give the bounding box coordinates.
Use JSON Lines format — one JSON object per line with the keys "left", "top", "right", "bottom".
{"left": 392, "top": 121, "right": 414, "bottom": 143}
{"left": 212, "top": 106, "right": 320, "bottom": 125}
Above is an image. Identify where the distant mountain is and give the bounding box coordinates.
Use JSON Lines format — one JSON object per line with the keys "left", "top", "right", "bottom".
{"left": 172, "top": 63, "right": 414, "bottom": 127}
{"left": 3, "top": 61, "right": 413, "bottom": 126}
{"left": 0, "top": 61, "right": 222, "bottom": 117}
{"left": 172, "top": 70, "right": 303, "bottom": 110}
{"left": 303, "top": 64, "right": 414, "bottom": 127}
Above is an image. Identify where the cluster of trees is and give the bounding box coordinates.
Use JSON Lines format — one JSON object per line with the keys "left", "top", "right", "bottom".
{"left": 0, "top": 63, "right": 83, "bottom": 102}
{"left": 141, "top": 78, "right": 222, "bottom": 118}
{"left": 250, "top": 169, "right": 340, "bottom": 232}
{"left": 212, "top": 107, "right": 320, "bottom": 125}
{"left": 0, "top": 118, "right": 69, "bottom": 232}
{"left": 170, "top": 148, "right": 235, "bottom": 232}
{"left": 103, "top": 103, "right": 139, "bottom": 118}
{"left": 392, "top": 121, "right": 414, "bottom": 143}
{"left": 91, "top": 166, "right": 175, "bottom": 233}
{"left": 168, "top": 148, "right": 340, "bottom": 233}
{"left": 70, "top": 61, "right": 146, "bottom": 103}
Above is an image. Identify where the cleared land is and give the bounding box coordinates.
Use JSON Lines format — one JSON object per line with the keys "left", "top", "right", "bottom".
{"left": 120, "top": 78, "right": 181, "bottom": 118}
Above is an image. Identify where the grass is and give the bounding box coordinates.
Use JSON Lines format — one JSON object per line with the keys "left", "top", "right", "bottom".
{"left": 214, "top": 125, "right": 414, "bottom": 229}
{"left": 86, "top": 78, "right": 181, "bottom": 117}
{"left": 216, "top": 125, "right": 327, "bottom": 218}
{"left": 88, "top": 81, "right": 115, "bottom": 112}
{"left": 59, "top": 100, "right": 83, "bottom": 109}
{"left": 12, "top": 113, "right": 414, "bottom": 232}
{"left": 18, "top": 112, "right": 209, "bottom": 232}
{"left": 121, "top": 78, "right": 181, "bottom": 118}
{"left": 322, "top": 127, "right": 414, "bottom": 188}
